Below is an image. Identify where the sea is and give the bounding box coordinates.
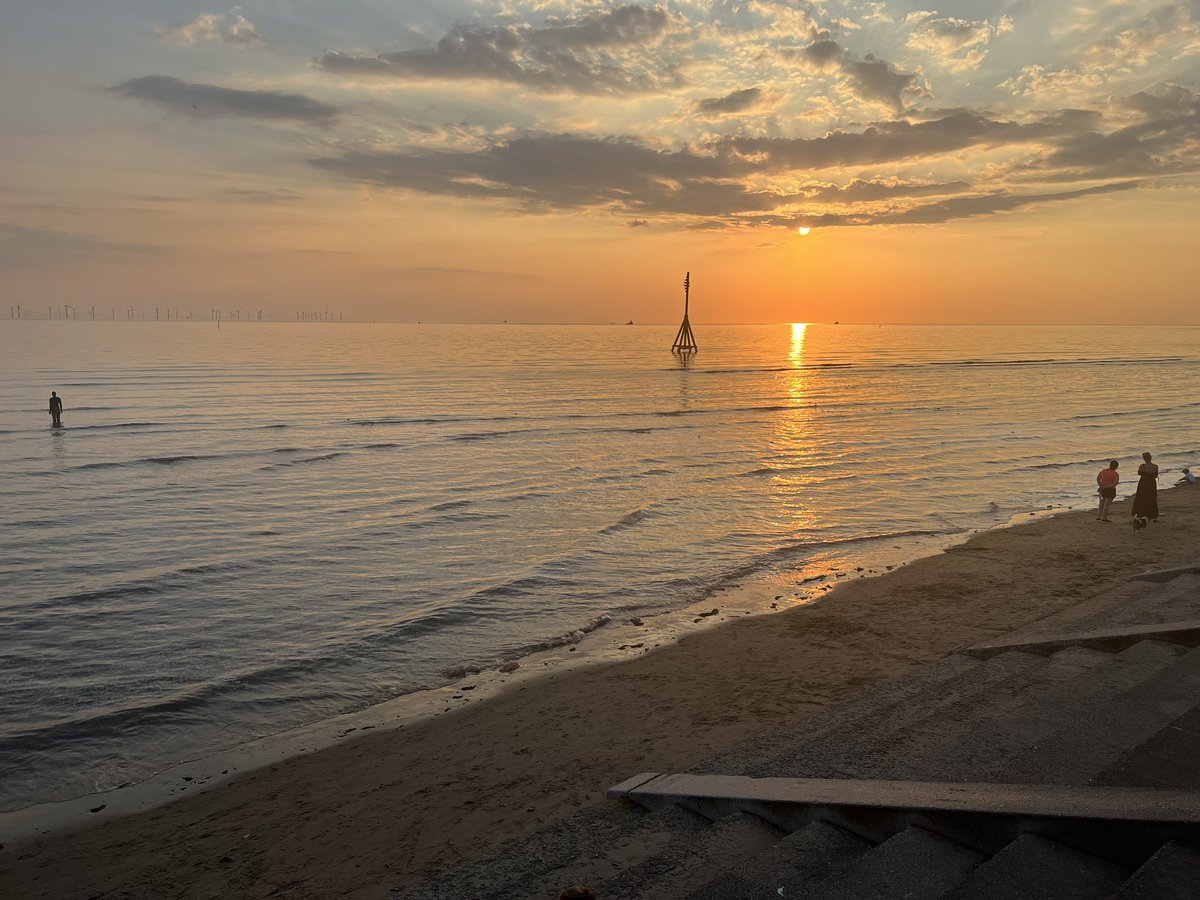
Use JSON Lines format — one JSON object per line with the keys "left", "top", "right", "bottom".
{"left": 1, "top": 321, "right": 1198, "bottom": 814}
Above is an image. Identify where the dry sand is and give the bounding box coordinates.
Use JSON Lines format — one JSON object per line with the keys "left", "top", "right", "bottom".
{"left": 3, "top": 487, "right": 1198, "bottom": 899}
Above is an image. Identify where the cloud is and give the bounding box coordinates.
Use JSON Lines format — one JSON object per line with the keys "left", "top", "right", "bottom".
{"left": 107, "top": 76, "right": 340, "bottom": 127}
{"left": 1016, "top": 90, "right": 1200, "bottom": 181}
{"left": 794, "top": 38, "right": 846, "bottom": 70}
{"left": 154, "top": 9, "right": 265, "bottom": 48}
{"left": 0, "top": 225, "right": 168, "bottom": 266}
{"left": 851, "top": 181, "right": 1141, "bottom": 226}
{"left": 715, "top": 112, "right": 1068, "bottom": 171}
{"left": 782, "top": 38, "right": 924, "bottom": 111}
{"left": 693, "top": 87, "right": 766, "bottom": 116}
{"left": 309, "top": 85, "right": 1200, "bottom": 228}
{"left": 1002, "top": 1, "right": 1200, "bottom": 100}
{"left": 220, "top": 188, "right": 306, "bottom": 204}
{"left": 1074, "top": 1, "right": 1200, "bottom": 72}
{"left": 310, "top": 134, "right": 777, "bottom": 217}
{"left": 628, "top": 218, "right": 650, "bottom": 227}
{"left": 317, "top": 4, "right": 679, "bottom": 95}
{"left": 801, "top": 178, "right": 972, "bottom": 202}
{"left": 842, "top": 53, "right": 926, "bottom": 111}
{"left": 314, "top": 119, "right": 1025, "bottom": 221}
{"left": 906, "top": 15, "right": 995, "bottom": 71}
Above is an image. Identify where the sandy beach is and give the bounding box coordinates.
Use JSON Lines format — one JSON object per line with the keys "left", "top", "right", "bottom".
{"left": 3, "top": 486, "right": 1198, "bottom": 899}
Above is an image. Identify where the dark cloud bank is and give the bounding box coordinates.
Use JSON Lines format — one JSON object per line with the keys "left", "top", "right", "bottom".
{"left": 108, "top": 76, "right": 340, "bottom": 127}
{"left": 311, "top": 88, "right": 1200, "bottom": 228}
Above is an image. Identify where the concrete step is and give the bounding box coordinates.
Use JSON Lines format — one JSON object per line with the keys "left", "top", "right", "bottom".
{"left": 393, "top": 802, "right": 709, "bottom": 900}
{"left": 1072, "top": 574, "right": 1200, "bottom": 629}
{"left": 1091, "top": 704, "right": 1200, "bottom": 790}
{"left": 597, "top": 811, "right": 784, "bottom": 900}
{"left": 995, "top": 644, "right": 1200, "bottom": 786}
{"left": 1003, "top": 578, "right": 1186, "bottom": 638}
{"left": 821, "top": 646, "right": 1111, "bottom": 781}
{"left": 1110, "top": 841, "right": 1200, "bottom": 899}
{"left": 693, "top": 652, "right": 982, "bottom": 777}
{"left": 682, "top": 818, "right": 872, "bottom": 899}
{"left": 1152, "top": 578, "right": 1200, "bottom": 622}
{"left": 939, "top": 832, "right": 1127, "bottom": 899}
{"left": 745, "top": 651, "right": 1046, "bottom": 779}
{"left": 962, "top": 622, "right": 1200, "bottom": 660}
{"left": 918, "top": 641, "right": 1188, "bottom": 783}
{"left": 613, "top": 774, "right": 1200, "bottom": 861}
{"left": 807, "top": 825, "right": 983, "bottom": 899}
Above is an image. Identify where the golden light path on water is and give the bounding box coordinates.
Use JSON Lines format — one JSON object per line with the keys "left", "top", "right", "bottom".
{"left": 771, "top": 323, "right": 817, "bottom": 530}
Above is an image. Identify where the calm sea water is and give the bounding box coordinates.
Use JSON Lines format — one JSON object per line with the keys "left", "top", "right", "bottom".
{"left": 1, "top": 321, "right": 1198, "bottom": 810}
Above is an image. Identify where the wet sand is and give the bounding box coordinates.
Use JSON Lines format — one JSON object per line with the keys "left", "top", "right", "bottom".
{"left": 3, "top": 487, "right": 1198, "bottom": 899}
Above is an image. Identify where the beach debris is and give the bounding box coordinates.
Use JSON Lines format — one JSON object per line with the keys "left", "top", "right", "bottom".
{"left": 498, "top": 661, "right": 520, "bottom": 673}
{"left": 770, "top": 602, "right": 778, "bottom": 609}
{"left": 855, "top": 567, "right": 864, "bottom": 572}
{"left": 89, "top": 804, "right": 106, "bottom": 813}
{"left": 885, "top": 565, "right": 894, "bottom": 570}
{"left": 699, "top": 608, "right": 719, "bottom": 617}
{"left": 569, "top": 647, "right": 577, "bottom": 651}
{"left": 441, "top": 663, "right": 483, "bottom": 680}
{"left": 629, "top": 616, "right": 645, "bottom": 626}
{"left": 462, "top": 685, "right": 477, "bottom": 691}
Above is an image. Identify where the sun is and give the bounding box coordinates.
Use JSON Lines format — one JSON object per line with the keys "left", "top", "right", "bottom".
{"left": 797, "top": 226, "right": 811, "bottom": 236}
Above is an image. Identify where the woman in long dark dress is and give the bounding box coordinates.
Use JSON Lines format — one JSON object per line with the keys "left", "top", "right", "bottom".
{"left": 1131, "top": 451, "right": 1159, "bottom": 520}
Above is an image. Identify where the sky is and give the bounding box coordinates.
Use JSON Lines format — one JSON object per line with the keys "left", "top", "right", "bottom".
{"left": 2, "top": 0, "right": 1199, "bottom": 324}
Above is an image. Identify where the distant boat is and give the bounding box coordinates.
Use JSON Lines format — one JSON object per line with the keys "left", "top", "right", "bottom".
{"left": 627, "top": 320, "right": 634, "bottom": 325}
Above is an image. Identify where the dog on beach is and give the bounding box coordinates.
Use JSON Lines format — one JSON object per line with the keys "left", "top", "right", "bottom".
{"left": 1132, "top": 515, "right": 1149, "bottom": 531}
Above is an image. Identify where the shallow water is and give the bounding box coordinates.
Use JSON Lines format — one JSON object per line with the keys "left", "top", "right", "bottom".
{"left": 1, "top": 321, "right": 1197, "bottom": 809}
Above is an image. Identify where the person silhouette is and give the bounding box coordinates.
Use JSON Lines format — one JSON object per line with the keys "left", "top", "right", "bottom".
{"left": 1096, "top": 459, "right": 1119, "bottom": 522}
{"left": 1131, "top": 451, "right": 1159, "bottom": 521}
{"left": 48, "top": 391, "right": 63, "bottom": 427}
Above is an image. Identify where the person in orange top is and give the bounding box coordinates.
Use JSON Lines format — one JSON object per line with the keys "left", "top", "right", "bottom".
{"left": 1096, "top": 459, "right": 1119, "bottom": 522}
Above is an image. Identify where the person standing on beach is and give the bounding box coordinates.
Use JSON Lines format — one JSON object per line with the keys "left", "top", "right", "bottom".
{"left": 1096, "top": 459, "right": 1119, "bottom": 522}
{"left": 1131, "top": 452, "right": 1159, "bottom": 520}
{"left": 48, "top": 391, "right": 63, "bottom": 427}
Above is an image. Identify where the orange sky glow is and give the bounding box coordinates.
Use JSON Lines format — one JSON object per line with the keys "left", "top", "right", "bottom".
{"left": 2, "top": 1, "right": 1199, "bottom": 324}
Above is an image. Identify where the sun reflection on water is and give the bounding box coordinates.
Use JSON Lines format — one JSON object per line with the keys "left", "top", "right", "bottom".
{"left": 773, "top": 323, "right": 817, "bottom": 527}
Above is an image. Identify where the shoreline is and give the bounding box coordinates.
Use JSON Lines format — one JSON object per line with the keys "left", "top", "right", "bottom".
{"left": 0, "top": 524, "right": 969, "bottom": 844}
{"left": 2, "top": 486, "right": 1197, "bottom": 898}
